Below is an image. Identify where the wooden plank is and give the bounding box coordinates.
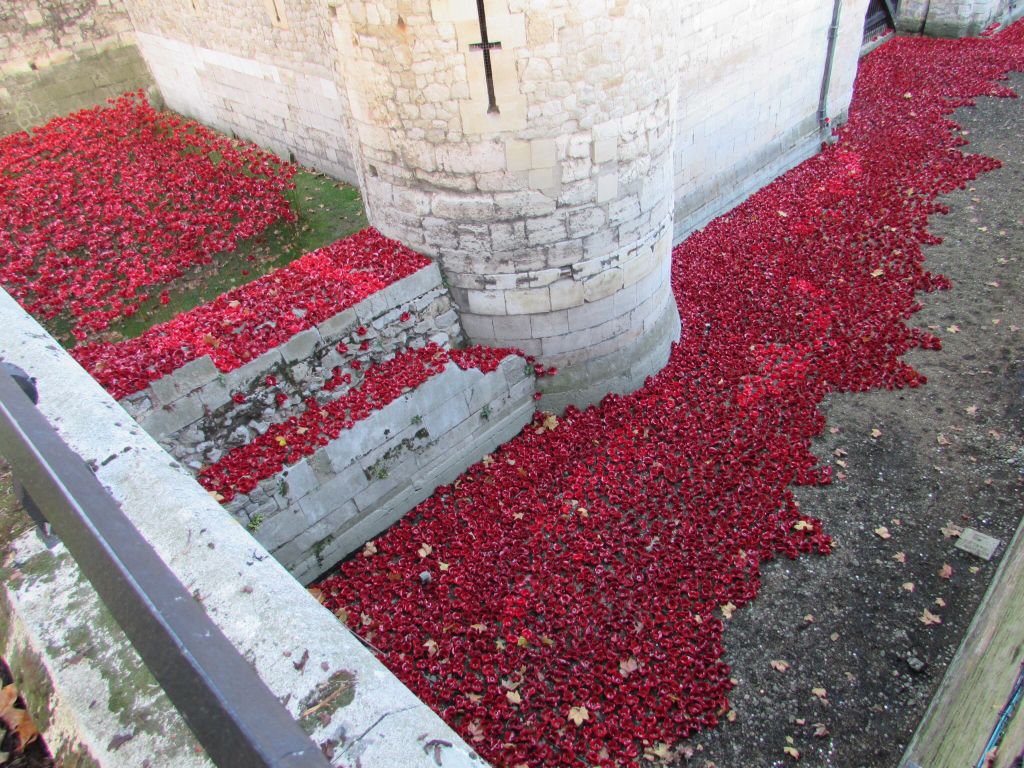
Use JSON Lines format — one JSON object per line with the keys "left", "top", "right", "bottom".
{"left": 901, "top": 516, "right": 1024, "bottom": 768}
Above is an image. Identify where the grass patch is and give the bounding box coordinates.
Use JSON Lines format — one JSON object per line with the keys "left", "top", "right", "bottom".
{"left": 94, "top": 171, "right": 367, "bottom": 342}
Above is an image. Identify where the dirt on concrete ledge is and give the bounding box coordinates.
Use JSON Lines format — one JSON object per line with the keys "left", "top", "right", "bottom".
{"left": 676, "top": 71, "right": 1024, "bottom": 768}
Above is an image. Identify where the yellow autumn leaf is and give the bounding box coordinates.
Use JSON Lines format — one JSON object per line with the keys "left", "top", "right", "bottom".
{"left": 567, "top": 706, "right": 590, "bottom": 726}
{"left": 721, "top": 602, "right": 737, "bottom": 619}
{"left": 811, "top": 687, "right": 828, "bottom": 699}
{"left": 506, "top": 690, "right": 522, "bottom": 705}
{"left": 771, "top": 660, "right": 791, "bottom": 672}
{"left": 921, "top": 609, "right": 942, "bottom": 625}
{"left": 874, "top": 526, "right": 891, "bottom": 539}
{"left": 418, "top": 543, "right": 433, "bottom": 558}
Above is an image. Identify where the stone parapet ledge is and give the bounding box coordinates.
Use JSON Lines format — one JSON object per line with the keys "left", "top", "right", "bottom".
{"left": 0, "top": 288, "right": 484, "bottom": 767}
{"left": 225, "top": 355, "right": 535, "bottom": 584}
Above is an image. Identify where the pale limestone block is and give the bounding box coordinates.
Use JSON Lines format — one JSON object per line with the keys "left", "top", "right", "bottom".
{"left": 568, "top": 206, "right": 607, "bottom": 239}
{"left": 504, "top": 286, "right": 552, "bottom": 315}
{"left": 530, "top": 138, "right": 558, "bottom": 168}
{"left": 467, "top": 289, "right": 507, "bottom": 315}
{"left": 460, "top": 313, "right": 494, "bottom": 339}
{"left": 528, "top": 166, "right": 556, "bottom": 190}
{"left": 597, "top": 172, "right": 618, "bottom": 203}
{"left": 592, "top": 138, "right": 618, "bottom": 164}
{"left": 622, "top": 247, "right": 656, "bottom": 287}
{"left": 525, "top": 213, "right": 567, "bottom": 245}
{"left": 527, "top": 267, "right": 563, "bottom": 288}
{"left": 392, "top": 189, "right": 433, "bottom": 216}
{"left": 530, "top": 311, "right": 569, "bottom": 338}
{"left": 437, "top": 142, "right": 506, "bottom": 174}
{"left": 432, "top": 193, "right": 497, "bottom": 220}
{"left": 558, "top": 179, "right": 597, "bottom": 207}
{"left": 493, "top": 190, "right": 556, "bottom": 218}
{"left": 549, "top": 278, "right": 585, "bottom": 311}
{"left": 583, "top": 268, "right": 624, "bottom": 303}
{"left": 506, "top": 139, "right": 532, "bottom": 172}
{"left": 490, "top": 220, "right": 528, "bottom": 250}
{"left": 491, "top": 314, "right": 533, "bottom": 339}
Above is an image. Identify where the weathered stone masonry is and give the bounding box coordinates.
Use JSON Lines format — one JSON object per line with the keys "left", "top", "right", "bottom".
{"left": 0, "top": 0, "right": 152, "bottom": 137}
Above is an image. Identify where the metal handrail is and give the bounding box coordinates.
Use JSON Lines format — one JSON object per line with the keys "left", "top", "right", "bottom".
{"left": 0, "top": 366, "right": 331, "bottom": 768}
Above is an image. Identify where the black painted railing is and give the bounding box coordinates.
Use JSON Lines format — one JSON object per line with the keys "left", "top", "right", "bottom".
{"left": 0, "top": 364, "right": 331, "bottom": 768}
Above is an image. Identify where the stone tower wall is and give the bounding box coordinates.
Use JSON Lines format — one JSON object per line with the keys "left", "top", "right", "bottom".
{"left": 672, "top": 0, "right": 870, "bottom": 237}
{"left": 125, "top": 0, "right": 358, "bottom": 182}
{"left": 0, "top": 0, "right": 150, "bottom": 136}
{"left": 331, "top": 0, "right": 680, "bottom": 408}
{"left": 115, "top": 0, "right": 878, "bottom": 406}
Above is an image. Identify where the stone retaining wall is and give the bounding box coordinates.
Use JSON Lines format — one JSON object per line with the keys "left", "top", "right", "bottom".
{"left": 122, "top": 263, "right": 460, "bottom": 467}
{"left": 227, "top": 355, "right": 535, "bottom": 584}
{"left": 897, "top": 0, "right": 1018, "bottom": 36}
{"left": 1, "top": 0, "right": 152, "bottom": 137}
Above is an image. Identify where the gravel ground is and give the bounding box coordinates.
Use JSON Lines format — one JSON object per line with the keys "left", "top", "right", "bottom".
{"left": 677, "top": 70, "right": 1024, "bottom": 768}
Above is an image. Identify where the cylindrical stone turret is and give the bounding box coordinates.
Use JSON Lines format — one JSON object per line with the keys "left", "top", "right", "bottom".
{"left": 331, "top": 0, "right": 681, "bottom": 410}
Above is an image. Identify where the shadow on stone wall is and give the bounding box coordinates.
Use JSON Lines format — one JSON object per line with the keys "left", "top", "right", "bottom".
{"left": 1, "top": 44, "right": 152, "bottom": 136}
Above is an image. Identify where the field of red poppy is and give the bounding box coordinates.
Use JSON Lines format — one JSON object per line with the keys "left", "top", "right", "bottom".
{"left": 0, "top": 91, "right": 366, "bottom": 347}
{"left": 1, "top": 21, "right": 1022, "bottom": 768}
{"left": 312, "top": 23, "right": 1024, "bottom": 768}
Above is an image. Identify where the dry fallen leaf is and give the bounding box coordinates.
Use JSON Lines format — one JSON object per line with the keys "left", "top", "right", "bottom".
{"left": 643, "top": 742, "right": 671, "bottom": 761}
{"left": 567, "top": 706, "right": 590, "bottom": 726}
{"left": 506, "top": 690, "right": 522, "bottom": 705}
{"left": 721, "top": 602, "right": 737, "bottom": 619}
{"left": 438, "top": 561, "right": 450, "bottom": 571}
{"left": 418, "top": 543, "right": 433, "bottom": 558}
{"left": 946, "top": 325, "right": 961, "bottom": 333}
{"left": 784, "top": 745, "right": 801, "bottom": 760}
{"left": 937, "top": 434, "right": 952, "bottom": 446}
{"left": 771, "top": 660, "right": 791, "bottom": 672}
{"left": 870, "top": 428, "right": 882, "bottom": 438}
{"left": 792, "top": 520, "right": 814, "bottom": 532}
{"left": 874, "top": 526, "right": 892, "bottom": 540}
{"left": 811, "top": 687, "right": 828, "bottom": 700}
{"left": 902, "top": 582, "right": 915, "bottom": 592}
{"left": 939, "top": 563, "right": 953, "bottom": 579}
{"left": 921, "top": 609, "right": 942, "bottom": 625}
{"left": 362, "top": 540, "right": 377, "bottom": 557}
{"left": 423, "top": 639, "right": 438, "bottom": 656}
{"left": 0, "top": 685, "right": 39, "bottom": 751}
{"left": 935, "top": 598, "right": 946, "bottom": 608}
{"left": 814, "top": 723, "right": 830, "bottom": 738}
{"left": 870, "top": 268, "right": 884, "bottom": 278}
{"left": 941, "top": 523, "right": 963, "bottom": 538}
{"left": 619, "top": 657, "right": 639, "bottom": 678}
{"left": 893, "top": 551, "right": 907, "bottom": 563}
{"left": 965, "top": 405, "right": 978, "bottom": 416}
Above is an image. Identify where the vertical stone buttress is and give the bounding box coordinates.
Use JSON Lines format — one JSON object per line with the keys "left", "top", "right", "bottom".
{"left": 331, "top": 0, "right": 681, "bottom": 411}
